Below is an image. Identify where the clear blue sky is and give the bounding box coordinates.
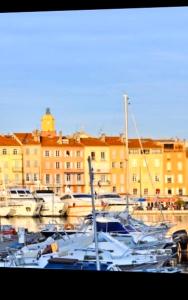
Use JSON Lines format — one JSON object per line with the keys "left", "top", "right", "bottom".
{"left": 0, "top": 7, "right": 188, "bottom": 139}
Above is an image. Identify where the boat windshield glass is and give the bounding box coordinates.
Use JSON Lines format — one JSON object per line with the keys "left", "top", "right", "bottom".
{"left": 73, "top": 194, "right": 92, "bottom": 198}
{"left": 97, "top": 194, "right": 121, "bottom": 199}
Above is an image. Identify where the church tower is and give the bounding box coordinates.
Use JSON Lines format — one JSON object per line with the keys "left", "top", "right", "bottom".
{"left": 41, "top": 108, "right": 56, "bottom": 137}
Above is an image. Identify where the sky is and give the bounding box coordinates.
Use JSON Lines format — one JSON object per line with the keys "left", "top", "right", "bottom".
{"left": 0, "top": 7, "right": 188, "bottom": 139}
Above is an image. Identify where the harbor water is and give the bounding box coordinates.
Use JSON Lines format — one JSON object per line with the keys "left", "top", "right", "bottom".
{"left": 1, "top": 213, "right": 188, "bottom": 272}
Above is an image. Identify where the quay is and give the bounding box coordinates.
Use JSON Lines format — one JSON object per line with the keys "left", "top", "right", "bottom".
{"left": 132, "top": 210, "right": 188, "bottom": 216}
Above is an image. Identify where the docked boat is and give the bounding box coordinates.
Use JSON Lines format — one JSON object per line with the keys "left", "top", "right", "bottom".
{"left": 0, "top": 188, "right": 43, "bottom": 217}
{"left": 33, "top": 190, "right": 68, "bottom": 217}
{"left": 60, "top": 193, "right": 104, "bottom": 217}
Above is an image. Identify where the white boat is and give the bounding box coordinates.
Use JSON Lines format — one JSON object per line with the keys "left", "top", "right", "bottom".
{"left": 60, "top": 193, "right": 105, "bottom": 217}
{"left": 95, "top": 193, "right": 129, "bottom": 213}
{"left": 0, "top": 232, "right": 94, "bottom": 268}
{"left": 0, "top": 188, "right": 43, "bottom": 217}
{"left": 33, "top": 190, "right": 68, "bottom": 217}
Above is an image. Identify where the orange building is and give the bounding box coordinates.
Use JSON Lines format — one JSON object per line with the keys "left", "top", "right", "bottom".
{"left": 41, "top": 135, "right": 85, "bottom": 194}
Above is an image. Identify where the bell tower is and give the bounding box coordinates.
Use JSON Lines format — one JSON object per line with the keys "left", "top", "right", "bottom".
{"left": 41, "top": 108, "right": 56, "bottom": 137}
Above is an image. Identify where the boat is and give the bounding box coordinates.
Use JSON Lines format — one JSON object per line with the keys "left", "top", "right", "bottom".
{"left": 60, "top": 193, "right": 105, "bottom": 217}
{"left": 33, "top": 190, "right": 68, "bottom": 217}
{"left": 0, "top": 188, "right": 43, "bottom": 217}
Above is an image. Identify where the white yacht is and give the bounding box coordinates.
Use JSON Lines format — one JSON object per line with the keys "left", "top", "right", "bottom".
{"left": 60, "top": 193, "right": 105, "bottom": 217}
{"left": 33, "top": 190, "right": 68, "bottom": 217}
{"left": 0, "top": 188, "right": 43, "bottom": 217}
{"left": 95, "top": 193, "right": 129, "bottom": 213}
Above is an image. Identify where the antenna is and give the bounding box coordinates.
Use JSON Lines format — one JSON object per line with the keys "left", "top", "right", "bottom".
{"left": 124, "top": 94, "right": 129, "bottom": 212}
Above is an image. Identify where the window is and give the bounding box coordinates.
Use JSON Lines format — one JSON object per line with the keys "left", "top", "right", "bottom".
{"left": 166, "top": 162, "right": 171, "bottom": 171}
{"left": 144, "top": 188, "right": 148, "bottom": 195}
{"left": 167, "top": 177, "right": 172, "bottom": 183}
{"left": 177, "top": 162, "right": 182, "bottom": 171}
{"left": 151, "top": 149, "right": 161, "bottom": 154}
{"left": 112, "top": 186, "right": 116, "bottom": 192}
{"left": 34, "top": 173, "right": 38, "bottom": 181}
{"left": 141, "top": 149, "right": 150, "bottom": 154}
{"left": 133, "top": 188, "right": 137, "bottom": 195}
{"left": 13, "top": 149, "right": 18, "bottom": 155}
{"left": 120, "top": 162, "right": 123, "bottom": 168}
{"left": 77, "top": 174, "right": 81, "bottom": 182}
{"left": 155, "top": 175, "right": 160, "bottom": 182}
{"left": 45, "top": 150, "right": 49, "bottom": 157}
{"left": 46, "top": 174, "right": 50, "bottom": 184}
{"left": 76, "top": 151, "right": 80, "bottom": 157}
{"left": 101, "top": 175, "right": 106, "bottom": 182}
{"left": 66, "top": 174, "right": 71, "bottom": 182}
{"left": 66, "top": 150, "right": 70, "bottom": 157}
{"left": 56, "top": 174, "right": 60, "bottom": 184}
{"left": 2, "top": 149, "right": 7, "bottom": 155}
{"left": 56, "top": 150, "right": 60, "bottom": 157}
{"left": 129, "top": 149, "right": 139, "bottom": 154}
{"left": 131, "top": 159, "right": 137, "bottom": 167}
{"left": 26, "top": 160, "right": 30, "bottom": 168}
{"left": 56, "top": 162, "right": 60, "bottom": 169}
{"left": 177, "top": 174, "right": 183, "bottom": 184}
{"left": 91, "top": 152, "right": 95, "bottom": 161}
{"left": 33, "top": 148, "right": 38, "bottom": 155}
{"left": 26, "top": 173, "right": 30, "bottom": 181}
{"left": 132, "top": 174, "right": 137, "bottom": 182}
{"left": 77, "top": 162, "right": 81, "bottom": 169}
{"left": 26, "top": 148, "right": 30, "bottom": 155}
{"left": 156, "top": 188, "right": 160, "bottom": 195}
{"left": 34, "top": 160, "right": 38, "bottom": 168}
{"left": 112, "top": 162, "right": 116, "bottom": 168}
{"left": 178, "top": 189, "right": 183, "bottom": 196}
{"left": 154, "top": 159, "right": 160, "bottom": 167}
{"left": 66, "top": 162, "right": 70, "bottom": 169}
{"left": 101, "top": 152, "right": 105, "bottom": 160}
{"left": 168, "top": 189, "right": 172, "bottom": 195}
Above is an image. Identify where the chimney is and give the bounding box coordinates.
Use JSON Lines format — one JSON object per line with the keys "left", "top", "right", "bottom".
{"left": 74, "top": 133, "right": 81, "bottom": 143}
{"left": 57, "top": 131, "right": 63, "bottom": 144}
{"left": 100, "top": 133, "right": 106, "bottom": 142}
{"left": 32, "top": 130, "right": 41, "bottom": 142}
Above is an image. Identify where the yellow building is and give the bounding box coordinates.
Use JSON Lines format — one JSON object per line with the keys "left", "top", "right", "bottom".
{"left": 105, "top": 135, "right": 127, "bottom": 195}
{"left": 128, "top": 139, "right": 163, "bottom": 199}
{"left": 14, "top": 132, "right": 41, "bottom": 191}
{"left": 80, "top": 135, "right": 111, "bottom": 194}
{"left": 0, "top": 135, "right": 23, "bottom": 190}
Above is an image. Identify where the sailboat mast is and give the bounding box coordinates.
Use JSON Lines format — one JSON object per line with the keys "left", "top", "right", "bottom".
{"left": 88, "top": 156, "right": 100, "bottom": 271}
{"left": 124, "top": 94, "right": 129, "bottom": 212}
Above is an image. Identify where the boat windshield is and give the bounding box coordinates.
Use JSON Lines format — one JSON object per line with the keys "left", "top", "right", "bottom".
{"left": 97, "top": 194, "right": 121, "bottom": 199}
{"left": 73, "top": 194, "right": 92, "bottom": 198}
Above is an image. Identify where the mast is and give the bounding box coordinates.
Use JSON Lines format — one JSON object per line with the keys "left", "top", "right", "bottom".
{"left": 88, "top": 156, "right": 100, "bottom": 271}
{"left": 124, "top": 94, "right": 129, "bottom": 212}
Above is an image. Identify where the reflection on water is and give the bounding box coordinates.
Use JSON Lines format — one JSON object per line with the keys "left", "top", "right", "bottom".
{"left": 0, "top": 216, "right": 84, "bottom": 232}
{"left": 134, "top": 214, "right": 188, "bottom": 236}
{"left": 1, "top": 213, "right": 188, "bottom": 272}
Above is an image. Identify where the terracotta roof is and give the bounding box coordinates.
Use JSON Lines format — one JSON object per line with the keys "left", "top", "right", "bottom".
{"left": 129, "top": 140, "right": 162, "bottom": 149}
{"left": 80, "top": 138, "right": 108, "bottom": 146}
{"left": 14, "top": 133, "right": 40, "bottom": 145}
{"left": 105, "top": 136, "right": 124, "bottom": 145}
{"left": 0, "top": 135, "right": 20, "bottom": 146}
